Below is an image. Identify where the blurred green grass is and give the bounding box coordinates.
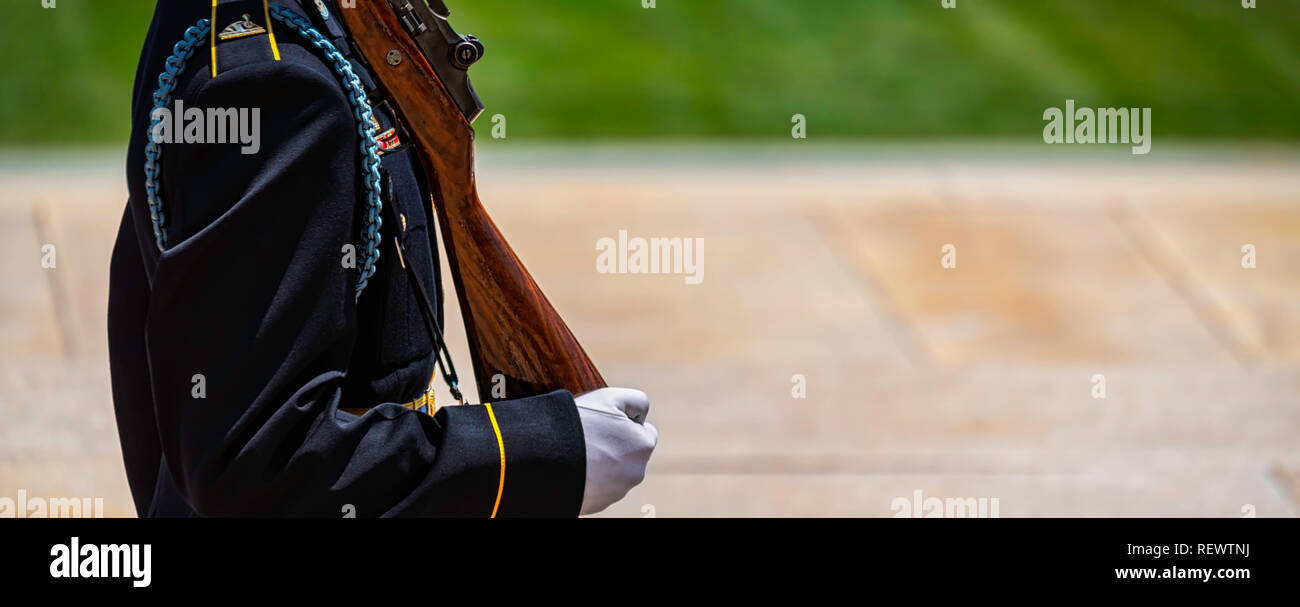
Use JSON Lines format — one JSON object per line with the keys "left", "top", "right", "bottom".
{"left": 1, "top": 0, "right": 1297, "bottom": 143}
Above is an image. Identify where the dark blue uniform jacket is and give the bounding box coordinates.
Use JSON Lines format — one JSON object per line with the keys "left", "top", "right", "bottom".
{"left": 109, "top": 0, "right": 585, "bottom": 517}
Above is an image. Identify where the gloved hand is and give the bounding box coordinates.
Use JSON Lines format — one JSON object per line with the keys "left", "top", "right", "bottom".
{"left": 574, "top": 388, "right": 658, "bottom": 515}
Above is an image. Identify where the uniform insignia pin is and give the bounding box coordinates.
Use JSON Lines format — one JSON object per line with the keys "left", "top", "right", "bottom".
{"left": 314, "top": 0, "right": 330, "bottom": 19}
{"left": 368, "top": 115, "right": 402, "bottom": 153}
{"left": 377, "top": 128, "right": 401, "bottom": 152}
{"left": 218, "top": 14, "right": 267, "bottom": 41}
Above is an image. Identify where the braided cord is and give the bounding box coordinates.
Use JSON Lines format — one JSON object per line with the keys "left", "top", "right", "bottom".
{"left": 144, "top": 4, "right": 384, "bottom": 301}
{"left": 144, "top": 20, "right": 211, "bottom": 252}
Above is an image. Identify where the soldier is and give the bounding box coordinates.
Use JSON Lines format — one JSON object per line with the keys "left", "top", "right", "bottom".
{"left": 108, "top": 0, "right": 657, "bottom": 517}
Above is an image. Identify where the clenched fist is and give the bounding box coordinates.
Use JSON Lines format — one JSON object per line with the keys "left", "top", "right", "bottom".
{"left": 574, "top": 388, "right": 658, "bottom": 515}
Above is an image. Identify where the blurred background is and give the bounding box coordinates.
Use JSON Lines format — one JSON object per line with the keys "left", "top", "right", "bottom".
{"left": 5, "top": 0, "right": 1300, "bottom": 141}
{"left": 1, "top": 0, "right": 1297, "bottom": 516}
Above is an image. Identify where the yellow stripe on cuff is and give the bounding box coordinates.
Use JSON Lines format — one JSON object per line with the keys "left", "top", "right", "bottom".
{"left": 484, "top": 402, "right": 505, "bottom": 518}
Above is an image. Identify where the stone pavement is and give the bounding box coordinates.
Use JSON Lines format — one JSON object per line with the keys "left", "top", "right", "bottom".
{"left": 1, "top": 144, "right": 1297, "bottom": 517}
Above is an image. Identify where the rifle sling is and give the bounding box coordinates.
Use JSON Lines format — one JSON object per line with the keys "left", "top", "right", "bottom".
{"left": 380, "top": 170, "right": 464, "bottom": 404}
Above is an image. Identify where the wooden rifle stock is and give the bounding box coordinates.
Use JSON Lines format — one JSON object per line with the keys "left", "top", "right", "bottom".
{"left": 338, "top": 2, "right": 605, "bottom": 399}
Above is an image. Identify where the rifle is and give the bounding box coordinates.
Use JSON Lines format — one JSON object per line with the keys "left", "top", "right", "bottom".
{"left": 336, "top": 0, "right": 606, "bottom": 400}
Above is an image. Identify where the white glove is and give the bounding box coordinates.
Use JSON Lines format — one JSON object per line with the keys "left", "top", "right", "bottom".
{"left": 574, "top": 388, "right": 658, "bottom": 516}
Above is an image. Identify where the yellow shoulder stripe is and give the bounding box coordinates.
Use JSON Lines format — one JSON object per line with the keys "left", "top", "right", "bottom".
{"left": 210, "top": 0, "right": 218, "bottom": 78}
{"left": 262, "top": 0, "right": 282, "bottom": 61}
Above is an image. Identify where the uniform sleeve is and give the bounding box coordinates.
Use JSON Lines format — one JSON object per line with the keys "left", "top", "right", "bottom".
{"left": 142, "top": 59, "right": 585, "bottom": 517}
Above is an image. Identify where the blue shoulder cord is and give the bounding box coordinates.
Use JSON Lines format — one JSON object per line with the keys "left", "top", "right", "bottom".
{"left": 144, "top": 4, "right": 384, "bottom": 301}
